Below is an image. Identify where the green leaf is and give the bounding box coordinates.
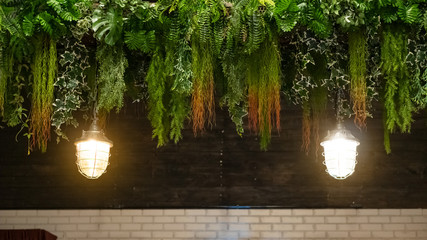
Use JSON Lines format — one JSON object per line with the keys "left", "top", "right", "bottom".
{"left": 92, "top": 8, "right": 123, "bottom": 46}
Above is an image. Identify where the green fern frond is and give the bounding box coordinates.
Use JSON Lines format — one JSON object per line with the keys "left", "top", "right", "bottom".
{"left": 36, "top": 13, "right": 54, "bottom": 35}
{"left": 22, "top": 15, "right": 34, "bottom": 36}
{"left": 124, "top": 30, "right": 156, "bottom": 53}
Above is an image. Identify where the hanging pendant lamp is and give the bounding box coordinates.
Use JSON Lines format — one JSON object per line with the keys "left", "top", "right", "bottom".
{"left": 75, "top": 119, "right": 113, "bottom": 179}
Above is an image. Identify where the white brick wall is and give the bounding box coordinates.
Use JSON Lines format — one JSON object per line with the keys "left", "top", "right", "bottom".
{"left": 0, "top": 209, "right": 426, "bottom": 240}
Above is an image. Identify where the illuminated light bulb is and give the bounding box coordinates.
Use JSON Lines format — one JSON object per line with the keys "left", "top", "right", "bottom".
{"left": 74, "top": 121, "right": 113, "bottom": 179}
{"left": 320, "top": 123, "right": 360, "bottom": 180}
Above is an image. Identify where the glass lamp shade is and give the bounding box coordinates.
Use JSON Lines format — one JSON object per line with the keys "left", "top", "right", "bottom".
{"left": 320, "top": 123, "right": 360, "bottom": 180}
{"left": 74, "top": 122, "right": 113, "bottom": 179}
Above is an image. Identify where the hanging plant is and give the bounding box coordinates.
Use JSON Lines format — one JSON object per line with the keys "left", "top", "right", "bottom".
{"left": 51, "top": 38, "right": 90, "bottom": 142}
{"left": 95, "top": 43, "right": 128, "bottom": 114}
{"left": 348, "top": 28, "right": 368, "bottom": 129}
{"left": 191, "top": 35, "right": 216, "bottom": 135}
{"left": 247, "top": 36, "right": 281, "bottom": 150}
{"left": 301, "top": 99, "right": 311, "bottom": 155}
{"left": 381, "top": 24, "right": 414, "bottom": 154}
{"left": 29, "top": 35, "right": 57, "bottom": 152}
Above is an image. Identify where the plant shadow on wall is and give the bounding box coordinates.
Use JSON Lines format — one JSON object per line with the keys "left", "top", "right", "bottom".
{"left": 0, "top": 0, "right": 426, "bottom": 158}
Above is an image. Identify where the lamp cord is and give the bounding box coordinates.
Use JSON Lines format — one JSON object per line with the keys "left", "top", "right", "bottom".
{"left": 336, "top": 88, "right": 344, "bottom": 124}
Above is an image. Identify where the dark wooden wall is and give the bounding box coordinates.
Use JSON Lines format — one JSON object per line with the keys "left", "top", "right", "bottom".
{"left": 0, "top": 101, "right": 427, "bottom": 209}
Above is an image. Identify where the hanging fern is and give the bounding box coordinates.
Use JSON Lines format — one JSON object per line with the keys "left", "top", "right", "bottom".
{"left": 247, "top": 36, "right": 281, "bottom": 150}
{"left": 124, "top": 30, "right": 156, "bottom": 53}
{"left": 349, "top": 28, "right": 368, "bottom": 129}
{"left": 29, "top": 35, "right": 57, "bottom": 153}
{"left": 96, "top": 44, "right": 128, "bottom": 113}
{"left": 381, "top": 24, "right": 414, "bottom": 154}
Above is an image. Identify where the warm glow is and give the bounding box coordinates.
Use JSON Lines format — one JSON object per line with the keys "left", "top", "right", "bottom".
{"left": 321, "top": 126, "right": 360, "bottom": 180}
{"left": 76, "top": 139, "right": 112, "bottom": 179}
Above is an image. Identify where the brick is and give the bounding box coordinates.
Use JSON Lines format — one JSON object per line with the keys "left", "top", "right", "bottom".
{"left": 282, "top": 216, "right": 303, "bottom": 223}
{"left": 239, "top": 216, "right": 259, "bottom": 223}
{"left": 369, "top": 216, "right": 390, "bottom": 223}
{"left": 282, "top": 231, "right": 304, "bottom": 238}
{"left": 406, "top": 223, "right": 427, "bottom": 230}
{"left": 174, "top": 231, "right": 195, "bottom": 238}
{"left": 261, "top": 231, "right": 281, "bottom": 238}
{"left": 227, "top": 209, "right": 248, "bottom": 216}
{"left": 78, "top": 210, "right": 100, "bottom": 216}
{"left": 260, "top": 216, "right": 281, "bottom": 223}
{"left": 304, "top": 216, "right": 324, "bottom": 223}
{"left": 217, "top": 231, "right": 238, "bottom": 239}
{"left": 412, "top": 216, "right": 427, "bottom": 223}
{"left": 65, "top": 232, "right": 87, "bottom": 238}
{"left": 337, "top": 224, "right": 359, "bottom": 231}
{"left": 109, "top": 231, "right": 130, "bottom": 238}
{"left": 326, "top": 216, "right": 346, "bottom": 223}
{"left": 249, "top": 209, "right": 270, "bottom": 216}
{"left": 121, "top": 209, "right": 142, "bottom": 216}
{"left": 78, "top": 224, "right": 98, "bottom": 231}
{"left": 391, "top": 216, "right": 412, "bottom": 223}
{"left": 379, "top": 209, "right": 401, "bottom": 215}
{"left": 305, "top": 231, "right": 326, "bottom": 238}
{"left": 37, "top": 210, "right": 58, "bottom": 216}
{"left": 357, "top": 209, "right": 379, "bottom": 215}
{"left": 131, "top": 231, "right": 152, "bottom": 238}
{"left": 56, "top": 224, "right": 77, "bottom": 231}
{"left": 154, "top": 216, "right": 174, "bottom": 223}
{"left": 293, "top": 209, "right": 313, "bottom": 215}
{"left": 372, "top": 231, "right": 394, "bottom": 238}
{"left": 142, "top": 210, "right": 164, "bottom": 216}
{"left": 395, "top": 231, "right": 417, "bottom": 238}
{"left": 87, "top": 232, "right": 109, "bottom": 238}
{"left": 229, "top": 224, "right": 249, "bottom": 231}
{"left": 99, "top": 223, "right": 120, "bottom": 230}
{"left": 0, "top": 210, "right": 16, "bottom": 216}
{"left": 401, "top": 209, "right": 423, "bottom": 215}
{"left": 142, "top": 224, "right": 163, "bottom": 230}
{"left": 90, "top": 216, "right": 111, "bottom": 223}
{"left": 16, "top": 210, "right": 37, "bottom": 216}
{"left": 196, "top": 216, "right": 216, "bottom": 223}
{"left": 100, "top": 210, "right": 121, "bottom": 216}
{"left": 185, "top": 223, "right": 206, "bottom": 230}
{"left": 251, "top": 224, "right": 271, "bottom": 231}
{"left": 58, "top": 210, "right": 80, "bottom": 216}
{"left": 383, "top": 223, "right": 405, "bottom": 230}
{"left": 205, "top": 209, "right": 227, "bottom": 216}
{"left": 335, "top": 209, "right": 357, "bottom": 215}
{"left": 153, "top": 231, "right": 173, "bottom": 238}
{"left": 271, "top": 209, "right": 292, "bottom": 216}
{"left": 6, "top": 217, "right": 26, "bottom": 224}
{"left": 164, "top": 223, "right": 184, "bottom": 230}
{"left": 313, "top": 209, "right": 335, "bottom": 216}
{"left": 195, "top": 231, "right": 217, "bottom": 238}
{"left": 27, "top": 217, "right": 48, "bottom": 224}
{"left": 316, "top": 224, "right": 337, "bottom": 231}
{"left": 121, "top": 223, "right": 142, "bottom": 230}
{"left": 207, "top": 223, "right": 227, "bottom": 231}
{"left": 327, "top": 231, "right": 349, "bottom": 238}
{"left": 111, "top": 216, "right": 132, "bottom": 223}
{"left": 164, "top": 209, "right": 185, "bottom": 215}
{"left": 417, "top": 231, "right": 427, "bottom": 237}
{"left": 347, "top": 216, "right": 368, "bottom": 223}
{"left": 360, "top": 223, "right": 382, "bottom": 230}
{"left": 272, "top": 224, "right": 292, "bottom": 231}
{"left": 294, "top": 224, "right": 314, "bottom": 231}
{"left": 350, "top": 231, "right": 372, "bottom": 238}
{"left": 174, "top": 216, "right": 195, "bottom": 223}
{"left": 185, "top": 209, "right": 205, "bottom": 215}
{"left": 0, "top": 225, "right": 14, "bottom": 229}
{"left": 69, "top": 216, "right": 90, "bottom": 223}
{"left": 217, "top": 216, "right": 238, "bottom": 223}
